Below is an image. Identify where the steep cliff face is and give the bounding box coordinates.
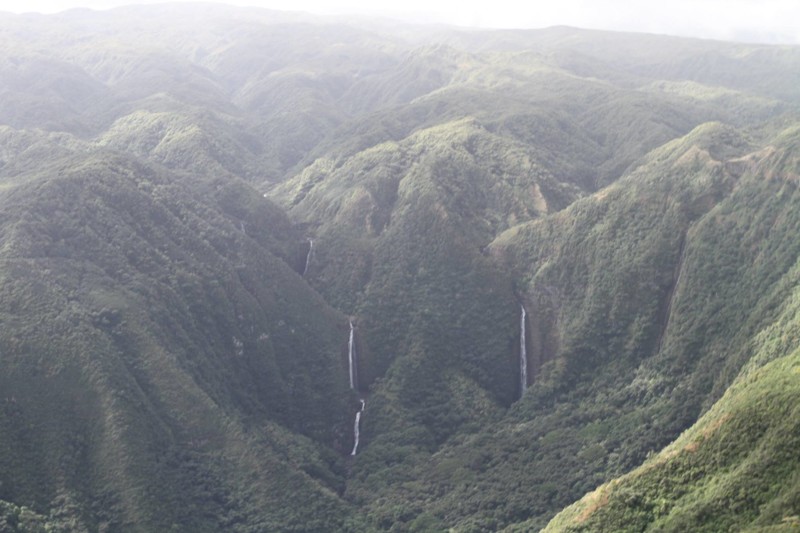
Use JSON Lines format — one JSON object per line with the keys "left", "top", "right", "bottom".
{"left": 479, "top": 124, "right": 800, "bottom": 531}
{"left": 536, "top": 126, "right": 800, "bottom": 533}
{"left": 333, "top": 122, "right": 777, "bottom": 531}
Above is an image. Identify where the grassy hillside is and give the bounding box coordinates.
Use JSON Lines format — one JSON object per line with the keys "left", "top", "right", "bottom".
{"left": 542, "top": 350, "right": 800, "bottom": 532}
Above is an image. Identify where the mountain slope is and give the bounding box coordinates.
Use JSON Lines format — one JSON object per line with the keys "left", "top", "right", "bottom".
{"left": 542, "top": 335, "right": 800, "bottom": 532}
{"left": 314, "top": 122, "right": 800, "bottom": 531}
{"left": 334, "top": 121, "right": 747, "bottom": 530}
{"left": 491, "top": 124, "right": 800, "bottom": 531}
{"left": 0, "top": 145, "right": 359, "bottom": 531}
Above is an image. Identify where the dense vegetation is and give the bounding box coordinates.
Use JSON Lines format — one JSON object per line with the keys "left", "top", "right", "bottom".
{"left": 0, "top": 4, "right": 799, "bottom": 531}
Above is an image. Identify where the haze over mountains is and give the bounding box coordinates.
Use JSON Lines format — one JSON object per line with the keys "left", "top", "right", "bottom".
{"left": 0, "top": 4, "right": 799, "bottom": 532}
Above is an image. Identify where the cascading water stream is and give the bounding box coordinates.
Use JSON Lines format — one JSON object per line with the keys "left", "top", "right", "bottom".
{"left": 350, "top": 399, "right": 365, "bottom": 456}
{"left": 348, "top": 319, "right": 365, "bottom": 455}
{"left": 302, "top": 239, "right": 313, "bottom": 277}
{"left": 520, "top": 304, "right": 528, "bottom": 397}
{"left": 348, "top": 319, "right": 357, "bottom": 390}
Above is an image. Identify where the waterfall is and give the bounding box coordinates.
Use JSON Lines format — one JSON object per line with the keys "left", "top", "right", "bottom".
{"left": 350, "top": 399, "right": 365, "bottom": 456}
{"left": 347, "top": 320, "right": 365, "bottom": 455}
{"left": 520, "top": 304, "right": 528, "bottom": 397}
{"left": 302, "top": 239, "right": 313, "bottom": 277}
{"left": 348, "top": 320, "right": 357, "bottom": 390}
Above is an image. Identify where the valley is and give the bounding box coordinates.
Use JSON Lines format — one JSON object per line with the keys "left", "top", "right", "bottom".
{"left": 0, "top": 5, "right": 798, "bottom": 531}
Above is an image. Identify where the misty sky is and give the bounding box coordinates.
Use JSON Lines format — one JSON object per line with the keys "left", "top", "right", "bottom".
{"left": 3, "top": 0, "right": 799, "bottom": 44}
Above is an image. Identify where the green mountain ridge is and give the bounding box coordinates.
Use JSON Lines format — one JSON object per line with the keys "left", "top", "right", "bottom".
{"left": 0, "top": 4, "right": 799, "bottom": 532}
{"left": 543, "top": 339, "right": 800, "bottom": 532}
{"left": 0, "top": 149, "right": 359, "bottom": 531}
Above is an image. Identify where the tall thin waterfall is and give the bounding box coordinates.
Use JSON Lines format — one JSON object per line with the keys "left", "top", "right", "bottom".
{"left": 350, "top": 399, "right": 365, "bottom": 456}
{"left": 348, "top": 320, "right": 357, "bottom": 390}
{"left": 348, "top": 320, "right": 365, "bottom": 456}
{"left": 302, "top": 239, "right": 313, "bottom": 277}
{"left": 520, "top": 305, "right": 528, "bottom": 397}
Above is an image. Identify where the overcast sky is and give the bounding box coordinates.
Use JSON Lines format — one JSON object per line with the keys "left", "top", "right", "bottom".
{"left": 3, "top": 0, "right": 799, "bottom": 44}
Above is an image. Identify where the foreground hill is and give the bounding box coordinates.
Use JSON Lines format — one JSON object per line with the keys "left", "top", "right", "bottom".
{"left": 543, "top": 344, "right": 800, "bottom": 532}
{"left": 0, "top": 4, "right": 799, "bottom": 531}
{"left": 0, "top": 140, "right": 359, "bottom": 530}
